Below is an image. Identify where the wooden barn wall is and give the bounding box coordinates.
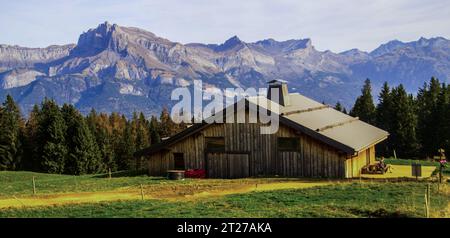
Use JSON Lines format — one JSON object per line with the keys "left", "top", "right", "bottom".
{"left": 344, "top": 146, "right": 375, "bottom": 178}
{"left": 146, "top": 119, "right": 358, "bottom": 178}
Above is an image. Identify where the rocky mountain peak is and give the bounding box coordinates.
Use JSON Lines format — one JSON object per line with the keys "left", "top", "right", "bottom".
{"left": 287, "top": 38, "right": 312, "bottom": 51}
{"left": 416, "top": 37, "right": 450, "bottom": 48}
{"left": 370, "top": 37, "right": 450, "bottom": 57}
{"left": 370, "top": 39, "right": 405, "bottom": 57}
{"left": 340, "top": 48, "right": 368, "bottom": 56}
{"left": 257, "top": 38, "right": 277, "bottom": 46}
{"left": 254, "top": 38, "right": 312, "bottom": 54}
{"left": 215, "top": 35, "right": 245, "bottom": 51}
{"left": 71, "top": 22, "right": 123, "bottom": 56}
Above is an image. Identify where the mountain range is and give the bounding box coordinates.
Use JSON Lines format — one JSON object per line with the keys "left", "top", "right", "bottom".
{"left": 1, "top": 22, "right": 449, "bottom": 117}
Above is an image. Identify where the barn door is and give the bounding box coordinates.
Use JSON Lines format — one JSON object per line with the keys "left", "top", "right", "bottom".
{"left": 228, "top": 154, "right": 250, "bottom": 178}
{"left": 206, "top": 153, "right": 228, "bottom": 178}
{"left": 206, "top": 152, "right": 250, "bottom": 178}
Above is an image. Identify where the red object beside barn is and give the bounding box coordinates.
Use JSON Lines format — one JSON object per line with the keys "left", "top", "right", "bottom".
{"left": 185, "top": 169, "right": 206, "bottom": 178}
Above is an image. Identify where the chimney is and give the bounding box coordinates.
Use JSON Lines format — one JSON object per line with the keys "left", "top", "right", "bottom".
{"left": 267, "top": 79, "right": 290, "bottom": 106}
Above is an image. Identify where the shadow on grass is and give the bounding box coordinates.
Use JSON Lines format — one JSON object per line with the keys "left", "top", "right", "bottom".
{"left": 347, "top": 208, "right": 411, "bottom": 218}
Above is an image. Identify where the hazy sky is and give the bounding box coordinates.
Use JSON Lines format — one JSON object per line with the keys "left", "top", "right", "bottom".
{"left": 1, "top": 0, "right": 450, "bottom": 52}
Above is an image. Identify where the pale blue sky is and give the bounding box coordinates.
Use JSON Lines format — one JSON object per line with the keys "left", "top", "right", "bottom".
{"left": 1, "top": 0, "right": 450, "bottom": 52}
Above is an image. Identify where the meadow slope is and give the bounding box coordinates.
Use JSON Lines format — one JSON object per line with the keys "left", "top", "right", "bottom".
{"left": 0, "top": 170, "right": 449, "bottom": 218}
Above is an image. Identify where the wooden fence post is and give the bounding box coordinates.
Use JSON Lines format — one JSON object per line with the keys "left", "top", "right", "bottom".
{"left": 32, "top": 176, "right": 36, "bottom": 196}
{"left": 424, "top": 190, "right": 430, "bottom": 218}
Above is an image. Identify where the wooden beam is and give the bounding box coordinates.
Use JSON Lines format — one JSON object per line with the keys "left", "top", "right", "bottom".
{"left": 281, "top": 105, "right": 329, "bottom": 116}
{"left": 316, "top": 117, "right": 359, "bottom": 132}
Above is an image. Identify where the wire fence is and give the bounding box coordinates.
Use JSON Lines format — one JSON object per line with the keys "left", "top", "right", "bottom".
{"left": 1, "top": 169, "right": 148, "bottom": 184}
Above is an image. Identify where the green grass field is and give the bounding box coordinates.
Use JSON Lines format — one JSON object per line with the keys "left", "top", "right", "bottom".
{"left": 0, "top": 171, "right": 449, "bottom": 218}
{"left": 0, "top": 182, "right": 448, "bottom": 218}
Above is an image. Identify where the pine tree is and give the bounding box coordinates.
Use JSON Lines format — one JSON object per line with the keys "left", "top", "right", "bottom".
{"left": 0, "top": 95, "right": 23, "bottom": 170}
{"left": 116, "top": 121, "right": 135, "bottom": 170}
{"left": 376, "top": 82, "right": 393, "bottom": 129}
{"left": 416, "top": 77, "right": 442, "bottom": 157}
{"left": 86, "top": 109, "right": 98, "bottom": 133}
{"left": 22, "top": 105, "right": 40, "bottom": 170}
{"left": 135, "top": 113, "right": 150, "bottom": 150}
{"left": 389, "top": 85, "right": 419, "bottom": 158}
{"left": 110, "top": 112, "right": 127, "bottom": 170}
{"left": 62, "top": 104, "right": 103, "bottom": 175}
{"left": 149, "top": 115, "right": 161, "bottom": 145}
{"left": 375, "top": 82, "right": 393, "bottom": 156}
{"left": 129, "top": 112, "right": 139, "bottom": 170}
{"left": 435, "top": 84, "right": 450, "bottom": 157}
{"left": 87, "top": 110, "right": 117, "bottom": 172}
{"left": 37, "top": 99, "right": 67, "bottom": 173}
{"left": 159, "top": 107, "right": 177, "bottom": 138}
{"left": 134, "top": 112, "right": 150, "bottom": 170}
{"left": 334, "top": 102, "right": 343, "bottom": 112}
{"left": 350, "top": 79, "right": 376, "bottom": 124}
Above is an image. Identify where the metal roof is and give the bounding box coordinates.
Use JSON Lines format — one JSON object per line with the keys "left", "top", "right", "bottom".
{"left": 247, "top": 93, "right": 389, "bottom": 153}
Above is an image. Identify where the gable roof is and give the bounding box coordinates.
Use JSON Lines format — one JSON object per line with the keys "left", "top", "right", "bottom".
{"left": 134, "top": 93, "right": 388, "bottom": 157}
{"left": 248, "top": 93, "right": 389, "bottom": 153}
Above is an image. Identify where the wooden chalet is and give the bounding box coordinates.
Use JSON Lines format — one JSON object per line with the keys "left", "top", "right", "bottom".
{"left": 135, "top": 80, "right": 389, "bottom": 179}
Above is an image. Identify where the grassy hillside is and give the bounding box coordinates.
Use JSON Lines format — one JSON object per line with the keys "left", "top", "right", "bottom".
{"left": 0, "top": 170, "right": 449, "bottom": 218}
{"left": 0, "top": 182, "right": 448, "bottom": 218}
{"left": 1, "top": 171, "right": 448, "bottom": 218}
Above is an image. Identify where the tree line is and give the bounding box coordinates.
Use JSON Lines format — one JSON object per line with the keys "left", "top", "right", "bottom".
{"left": 341, "top": 77, "right": 449, "bottom": 159}
{"left": 0, "top": 97, "right": 184, "bottom": 174}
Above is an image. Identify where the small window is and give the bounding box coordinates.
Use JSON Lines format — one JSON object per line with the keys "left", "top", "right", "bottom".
{"left": 278, "top": 137, "right": 299, "bottom": 152}
{"left": 173, "top": 153, "right": 185, "bottom": 170}
{"left": 205, "top": 137, "right": 225, "bottom": 152}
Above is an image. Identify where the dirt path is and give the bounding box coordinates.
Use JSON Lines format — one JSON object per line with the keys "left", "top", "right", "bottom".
{"left": 0, "top": 181, "right": 332, "bottom": 209}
